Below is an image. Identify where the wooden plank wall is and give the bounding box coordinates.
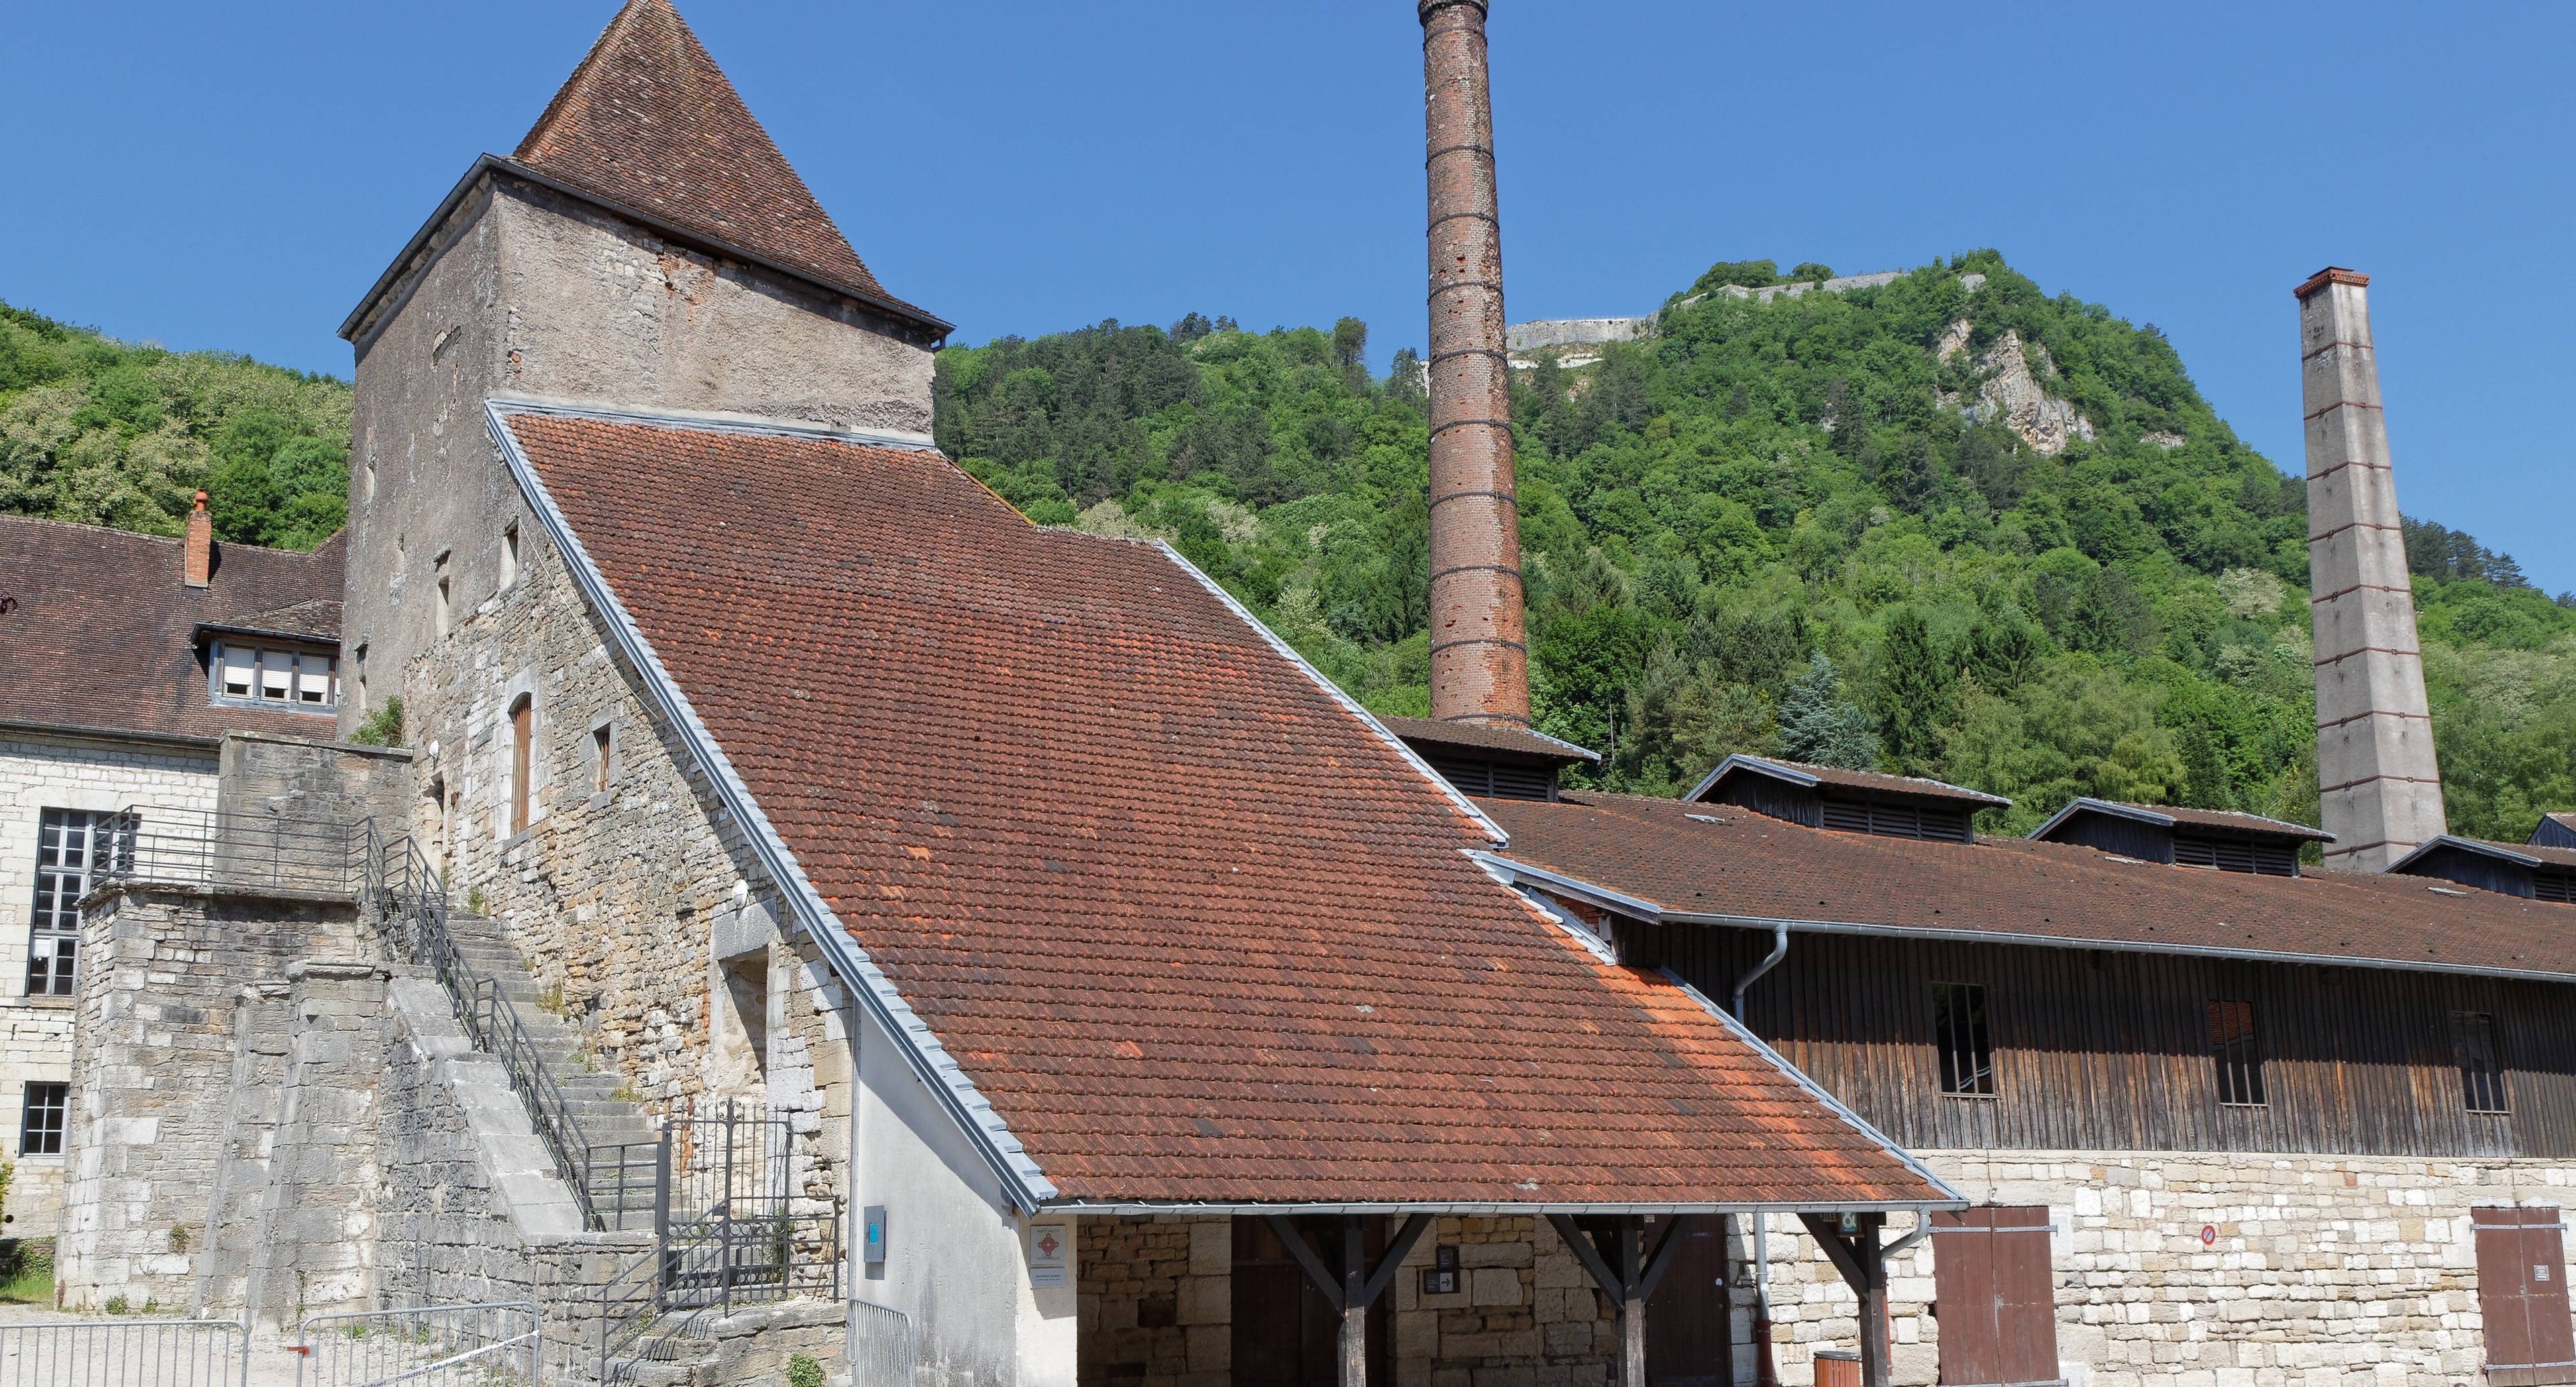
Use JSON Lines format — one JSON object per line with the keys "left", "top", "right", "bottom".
{"left": 1652, "top": 924, "right": 2576, "bottom": 1158}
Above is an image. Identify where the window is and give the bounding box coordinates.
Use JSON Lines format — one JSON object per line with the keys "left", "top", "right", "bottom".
{"left": 508, "top": 696, "right": 533, "bottom": 835}
{"left": 28, "top": 810, "right": 117, "bottom": 997}
{"left": 211, "top": 641, "right": 338, "bottom": 710}
{"left": 1933, "top": 983, "right": 1994, "bottom": 1096}
{"left": 435, "top": 577, "right": 453, "bottom": 637}
{"left": 1932, "top": 1207, "right": 2059, "bottom": 1387}
{"left": 19, "top": 1083, "right": 66, "bottom": 1156}
{"left": 501, "top": 522, "right": 521, "bottom": 590}
{"left": 2208, "top": 999, "right": 2266, "bottom": 1106}
{"left": 591, "top": 723, "right": 613, "bottom": 795}
{"left": 2456, "top": 1011, "right": 2510, "bottom": 1115}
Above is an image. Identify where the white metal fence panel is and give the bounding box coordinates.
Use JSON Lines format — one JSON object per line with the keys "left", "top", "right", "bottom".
{"left": 294, "top": 1303, "right": 539, "bottom": 1387}
{"left": 847, "top": 1301, "right": 913, "bottom": 1387}
{"left": 0, "top": 1319, "right": 248, "bottom": 1387}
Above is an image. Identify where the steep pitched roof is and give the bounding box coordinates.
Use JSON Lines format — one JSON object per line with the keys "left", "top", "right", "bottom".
{"left": 0, "top": 515, "right": 342, "bottom": 742}
{"left": 511, "top": 0, "right": 917, "bottom": 316}
{"left": 493, "top": 402, "right": 1948, "bottom": 1211}
{"left": 1481, "top": 792, "right": 2576, "bottom": 982}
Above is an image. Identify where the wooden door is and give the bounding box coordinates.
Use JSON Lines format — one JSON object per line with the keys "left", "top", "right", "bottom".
{"left": 2476, "top": 1206, "right": 2576, "bottom": 1386}
{"left": 1931, "top": 1207, "right": 2060, "bottom": 1386}
{"left": 1646, "top": 1215, "right": 1733, "bottom": 1386}
{"left": 1232, "top": 1218, "right": 1390, "bottom": 1386}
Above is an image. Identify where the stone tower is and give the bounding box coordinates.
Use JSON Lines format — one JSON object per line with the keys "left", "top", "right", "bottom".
{"left": 1419, "top": 0, "right": 1530, "bottom": 726}
{"left": 2298, "top": 267, "right": 2445, "bottom": 871}
{"left": 332, "top": 0, "right": 948, "bottom": 734}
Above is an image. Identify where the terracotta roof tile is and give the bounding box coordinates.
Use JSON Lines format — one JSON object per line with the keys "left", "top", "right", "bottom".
{"left": 0, "top": 515, "right": 342, "bottom": 741}
{"left": 1377, "top": 716, "right": 1599, "bottom": 764}
{"left": 1688, "top": 755, "right": 2010, "bottom": 810}
{"left": 513, "top": 0, "right": 925, "bottom": 319}
{"left": 1485, "top": 792, "right": 2576, "bottom": 979}
{"left": 498, "top": 406, "right": 1945, "bottom": 1209}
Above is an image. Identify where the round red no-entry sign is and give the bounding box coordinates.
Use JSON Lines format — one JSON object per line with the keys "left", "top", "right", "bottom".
{"left": 2200, "top": 1225, "right": 2217, "bottom": 1246}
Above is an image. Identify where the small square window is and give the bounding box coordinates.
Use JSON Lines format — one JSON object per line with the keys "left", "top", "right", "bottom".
{"left": 21, "top": 1082, "right": 66, "bottom": 1156}
{"left": 1933, "top": 982, "right": 1994, "bottom": 1097}
{"left": 2209, "top": 999, "right": 2266, "bottom": 1106}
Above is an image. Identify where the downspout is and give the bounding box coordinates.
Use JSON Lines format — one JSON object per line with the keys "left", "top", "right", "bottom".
{"left": 1731, "top": 924, "right": 1789, "bottom": 1019}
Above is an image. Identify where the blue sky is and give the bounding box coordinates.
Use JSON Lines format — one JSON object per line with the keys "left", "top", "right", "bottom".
{"left": 6, "top": 2, "right": 2571, "bottom": 590}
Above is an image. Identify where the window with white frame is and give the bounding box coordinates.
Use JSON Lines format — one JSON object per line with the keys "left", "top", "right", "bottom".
{"left": 210, "top": 639, "right": 339, "bottom": 711}
{"left": 28, "top": 809, "right": 121, "bottom": 997}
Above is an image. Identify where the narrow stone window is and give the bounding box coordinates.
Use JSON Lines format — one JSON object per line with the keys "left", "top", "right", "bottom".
{"left": 501, "top": 522, "right": 521, "bottom": 590}
{"left": 508, "top": 695, "right": 533, "bottom": 835}
{"left": 19, "top": 1082, "right": 67, "bottom": 1156}
{"left": 436, "top": 577, "right": 453, "bottom": 638}
{"left": 2455, "top": 1010, "right": 2510, "bottom": 1114}
{"left": 591, "top": 723, "right": 613, "bottom": 794}
{"left": 1932, "top": 981, "right": 1994, "bottom": 1097}
{"left": 2208, "top": 999, "right": 2265, "bottom": 1106}
{"left": 720, "top": 954, "right": 771, "bottom": 1084}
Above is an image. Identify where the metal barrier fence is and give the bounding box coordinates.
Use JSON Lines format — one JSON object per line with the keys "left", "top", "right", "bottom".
{"left": 96, "top": 808, "right": 369, "bottom": 897}
{"left": 847, "top": 1301, "right": 914, "bottom": 1387}
{"left": 0, "top": 1318, "right": 248, "bottom": 1387}
{"left": 294, "top": 1302, "right": 539, "bottom": 1387}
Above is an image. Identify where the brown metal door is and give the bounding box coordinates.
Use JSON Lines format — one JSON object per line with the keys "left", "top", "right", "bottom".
{"left": 1646, "top": 1215, "right": 1732, "bottom": 1386}
{"left": 1933, "top": 1207, "right": 2061, "bottom": 1386}
{"left": 2476, "top": 1206, "right": 2576, "bottom": 1386}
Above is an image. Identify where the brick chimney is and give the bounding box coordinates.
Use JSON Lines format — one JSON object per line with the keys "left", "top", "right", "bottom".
{"left": 1420, "top": 0, "right": 1529, "bottom": 726}
{"left": 2297, "top": 267, "right": 2445, "bottom": 870}
{"left": 183, "top": 490, "right": 213, "bottom": 588}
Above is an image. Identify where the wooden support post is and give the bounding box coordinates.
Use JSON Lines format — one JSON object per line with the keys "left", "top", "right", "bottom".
{"left": 1548, "top": 1214, "right": 1699, "bottom": 1387}
{"left": 1261, "top": 1213, "right": 1434, "bottom": 1387}
{"left": 1340, "top": 1215, "right": 1367, "bottom": 1387}
{"left": 1618, "top": 1217, "right": 1647, "bottom": 1387}
{"left": 1798, "top": 1213, "right": 1891, "bottom": 1387}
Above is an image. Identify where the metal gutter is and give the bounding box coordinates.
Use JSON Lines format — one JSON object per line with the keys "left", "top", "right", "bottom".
{"left": 1514, "top": 883, "right": 1619, "bottom": 966}
{"left": 1731, "top": 924, "right": 1788, "bottom": 1019}
{"left": 343, "top": 155, "right": 954, "bottom": 346}
{"left": 1477, "top": 852, "right": 2576, "bottom": 987}
{"left": 1468, "top": 850, "right": 1660, "bottom": 919}
{"left": 486, "top": 400, "right": 1055, "bottom": 1212}
{"left": 1155, "top": 542, "right": 1507, "bottom": 846}
{"left": 1042, "top": 1198, "right": 1964, "bottom": 1217}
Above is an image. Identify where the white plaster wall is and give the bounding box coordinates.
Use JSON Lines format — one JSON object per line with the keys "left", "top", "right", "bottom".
{"left": 0, "top": 732, "right": 219, "bottom": 1237}
{"left": 848, "top": 997, "right": 1073, "bottom": 1387}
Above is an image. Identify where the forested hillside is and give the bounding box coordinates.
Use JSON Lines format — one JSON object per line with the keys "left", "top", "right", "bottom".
{"left": 0, "top": 301, "right": 351, "bottom": 549}
{"left": 936, "top": 253, "right": 2576, "bottom": 840}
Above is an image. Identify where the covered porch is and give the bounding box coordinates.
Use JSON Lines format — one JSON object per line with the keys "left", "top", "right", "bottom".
{"left": 1073, "top": 1201, "right": 1937, "bottom": 1387}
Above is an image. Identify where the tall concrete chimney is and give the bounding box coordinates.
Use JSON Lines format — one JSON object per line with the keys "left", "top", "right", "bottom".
{"left": 1420, "top": 0, "right": 1529, "bottom": 726}
{"left": 2298, "top": 267, "right": 2445, "bottom": 871}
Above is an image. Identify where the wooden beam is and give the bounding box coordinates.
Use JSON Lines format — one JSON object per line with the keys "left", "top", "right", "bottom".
{"left": 1798, "top": 1213, "right": 1890, "bottom": 1387}
{"left": 1546, "top": 1213, "right": 1624, "bottom": 1299}
{"left": 1260, "top": 1212, "right": 1435, "bottom": 1387}
{"left": 1339, "top": 1215, "right": 1366, "bottom": 1387}
{"left": 1359, "top": 1213, "right": 1434, "bottom": 1309}
{"left": 1264, "top": 1215, "right": 1346, "bottom": 1312}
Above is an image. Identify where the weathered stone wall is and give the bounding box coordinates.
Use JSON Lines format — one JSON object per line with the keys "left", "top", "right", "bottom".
{"left": 217, "top": 733, "right": 413, "bottom": 833}
{"left": 1075, "top": 1215, "right": 1623, "bottom": 1387}
{"left": 56, "top": 885, "right": 361, "bottom": 1312}
{"left": 339, "top": 172, "right": 934, "bottom": 732}
{"left": 0, "top": 730, "right": 220, "bottom": 1237}
{"left": 239, "top": 961, "right": 393, "bottom": 1330}
{"left": 188, "top": 981, "right": 290, "bottom": 1317}
{"left": 1740, "top": 1150, "right": 2576, "bottom": 1387}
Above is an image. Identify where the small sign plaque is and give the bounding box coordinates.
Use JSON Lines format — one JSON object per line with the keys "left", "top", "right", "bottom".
{"left": 2199, "top": 1225, "right": 2216, "bottom": 1247}
{"left": 1028, "top": 1219, "right": 1071, "bottom": 1288}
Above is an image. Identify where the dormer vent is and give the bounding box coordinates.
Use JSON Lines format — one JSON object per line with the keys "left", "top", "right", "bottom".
{"left": 1687, "top": 755, "right": 2008, "bottom": 844}
{"left": 2029, "top": 799, "right": 2332, "bottom": 877}
{"left": 1379, "top": 716, "right": 1597, "bottom": 803}
{"left": 2389, "top": 835, "right": 2576, "bottom": 903}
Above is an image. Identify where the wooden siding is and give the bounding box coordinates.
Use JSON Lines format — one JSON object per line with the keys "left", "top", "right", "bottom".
{"left": 1648, "top": 923, "right": 2576, "bottom": 1158}
{"left": 2044, "top": 812, "right": 2176, "bottom": 863}
{"left": 1708, "top": 775, "right": 1821, "bottom": 827}
{"left": 2404, "top": 844, "right": 2539, "bottom": 899}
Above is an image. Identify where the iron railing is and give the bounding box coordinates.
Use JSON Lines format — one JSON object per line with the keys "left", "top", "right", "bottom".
{"left": 94, "top": 807, "right": 369, "bottom": 896}
{"left": 294, "top": 1302, "right": 539, "bottom": 1387}
{"left": 368, "top": 831, "right": 608, "bottom": 1233}
{"left": 848, "top": 1300, "right": 916, "bottom": 1387}
{"left": 0, "top": 1317, "right": 248, "bottom": 1387}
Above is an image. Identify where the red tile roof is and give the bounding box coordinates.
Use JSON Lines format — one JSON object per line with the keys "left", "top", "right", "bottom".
{"left": 497, "top": 405, "right": 1946, "bottom": 1209}
{"left": 1377, "top": 716, "right": 1599, "bottom": 764}
{"left": 512, "top": 0, "right": 928, "bottom": 323}
{"left": 1483, "top": 792, "right": 2576, "bottom": 981}
{"left": 1688, "top": 755, "right": 2010, "bottom": 810}
{"left": 0, "top": 516, "right": 343, "bottom": 742}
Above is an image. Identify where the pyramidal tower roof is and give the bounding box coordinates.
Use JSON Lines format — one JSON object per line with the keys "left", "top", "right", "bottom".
{"left": 514, "top": 0, "right": 899, "bottom": 307}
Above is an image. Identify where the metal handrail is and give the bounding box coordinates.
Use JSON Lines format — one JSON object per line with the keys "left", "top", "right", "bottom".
{"left": 95, "top": 806, "right": 371, "bottom": 896}
{"left": 365, "top": 829, "right": 608, "bottom": 1232}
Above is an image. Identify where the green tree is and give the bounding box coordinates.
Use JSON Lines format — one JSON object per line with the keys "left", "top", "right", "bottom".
{"left": 1777, "top": 653, "right": 1879, "bottom": 769}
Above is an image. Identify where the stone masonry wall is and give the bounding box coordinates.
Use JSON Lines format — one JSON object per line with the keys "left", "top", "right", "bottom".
{"left": 0, "top": 730, "right": 219, "bottom": 1237}
{"left": 396, "top": 491, "right": 847, "bottom": 1219}
{"left": 1076, "top": 1215, "right": 1622, "bottom": 1387}
{"left": 57, "top": 885, "right": 360, "bottom": 1312}
{"left": 240, "top": 961, "right": 393, "bottom": 1331}
{"left": 1741, "top": 1149, "right": 2576, "bottom": 1387}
